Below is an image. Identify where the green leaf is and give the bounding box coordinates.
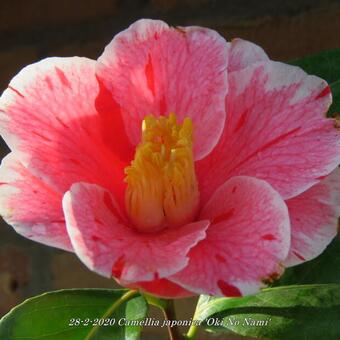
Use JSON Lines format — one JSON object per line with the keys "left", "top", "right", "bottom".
{"left": 0, "top": 289, "right": 148, "bottom": 340}
{"left": 143, "top": 293, "right": 169, "bottom": 310}
{"left": 329, "top": 80, "right": 340, "bottom": 115}
{"left": 275, "top": 236, "right": 340, "bottom": 286}
{"left": 196, "top": 284, "right": 340, "bottom": 340}
{"left": 289, "top": 49, "right": 340, "bottom": 84}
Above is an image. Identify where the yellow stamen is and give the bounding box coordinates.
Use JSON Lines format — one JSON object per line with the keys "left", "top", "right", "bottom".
{"left": 124, "top": 113, "right": 199, "bottom": 232}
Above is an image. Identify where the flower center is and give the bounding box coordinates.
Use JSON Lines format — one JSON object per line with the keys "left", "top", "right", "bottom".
{"left": 124, "top": 113, "right": 199, "bottom": 232}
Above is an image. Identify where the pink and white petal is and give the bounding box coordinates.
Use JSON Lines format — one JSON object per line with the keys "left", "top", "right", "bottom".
{"left": 0, "top": 57, "right": 133, "bottom": 208}
{"left": 197, "top": 61, "right": 340, "bottom": 205}
{"left": 121, "top": 278, "right": 194, "bottom": 299}
{"left": 170, "top": 176, "right": 290, "bottom": 297}
{"left": 0, "top": 153, "right": 71, "bottom": 251}
{"left": 285, "top": 167, "right": 340, "bottom": 266}
{"left": 228, "top": 38, "right": 269, "bottom": 72}
{"left": 63, "top": 182, "right": 209, "bottom": 282}
{"left": 97, "top": 19, "right": 228, "bottom": 159}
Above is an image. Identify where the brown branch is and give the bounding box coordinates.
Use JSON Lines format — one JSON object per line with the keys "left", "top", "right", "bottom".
{"left": 162, "top": 300, "right": 184, "bottom": 340}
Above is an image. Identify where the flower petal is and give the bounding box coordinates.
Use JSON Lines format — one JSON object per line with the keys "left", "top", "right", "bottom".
{"left": 228, "top": 38, "right": 269, "bottom": 72}
{"left": 0, "top": 57, "right": 133, "bottom": 208}
{"left": 0, "top": 153, "right": 71, "bottom": 251}
{"left": 97, "top": 19, "right": 229, "bottom": 159}
{"left": 121, "top": 278, "right": 194, "bottom": 299}
{"left": 170, "top": 176, "right": 290, "bottom": 297}
{"left": 197, "top": 61, "right": 340, "bottom": 205}
{"left": 63, "top": 182, "right": 209, "bottom": 282}
{"left": 285, "top": 167, "right": 340, "bottom": 266}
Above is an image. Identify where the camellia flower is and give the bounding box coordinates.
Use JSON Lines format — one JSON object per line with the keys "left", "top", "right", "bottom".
{"left": 0, "top": 19, "right": 340, "bottom": 298}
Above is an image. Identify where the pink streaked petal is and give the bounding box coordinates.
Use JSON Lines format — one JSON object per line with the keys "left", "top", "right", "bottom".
{"left": 0, "top": 153, "right": 71, "bottom": 251}
{"left": 120, "top": 278, "right": 194, "bottom": 299}
{"left": 97, "top": 19, "right": 228, "bottom": 159}
{"left": 63, "top": 182, "right": 209, "bottom": 282}
{"left": 170, "top": 176, "right": 290, "bottom": 297}
{"left": 0, "top": 57, "right": 133, "bottom": 209}
{"left": 197, "top": 61, "right": 340, "bottom": 205}
{"left": 285, "top": 167, "right": 340, "bottom": 266}
{"left": 228, "top": 38, "right": 269, "bottom": 72}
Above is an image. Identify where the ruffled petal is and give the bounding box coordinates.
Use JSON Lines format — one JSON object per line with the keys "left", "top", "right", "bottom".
{"left": 0, "top": 153, "right": 71, "bottom": 251}
{"left": 197, "top": 60, "right": 340, "bottom": 205}
{"left": 285, "top": 167, "right": 340, "bottom": 266}
{"left": 170, "top": 176, "right": 290, "bottom": 297}
{"left": 63, "top": 182, "right": 209, "bottom": 282}
{"left": 0, "top": 57, "right": 133, "bottom": 208}
{"left": 228, "top": 38, "right": 269, "bottom": 72}
{"left": 97, "top": 19, "right": 229, "bottom": 159}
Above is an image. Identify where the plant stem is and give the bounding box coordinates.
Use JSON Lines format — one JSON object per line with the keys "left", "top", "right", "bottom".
{"left": 185, "top": 324, "right": 199, "bottom": 339}
{"left": 162, "top": 299, "right": 183, "bottom": 340}
{"left": 85, "top": 289, "right": 138, "bottom": 340}
{"left": 144, "top": 293, "right": 169, "bottom": 310}
{"left": 184, "top": 296, "right": 201, "bottom": 339}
